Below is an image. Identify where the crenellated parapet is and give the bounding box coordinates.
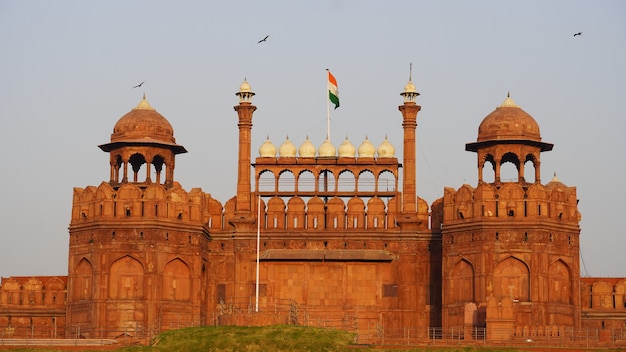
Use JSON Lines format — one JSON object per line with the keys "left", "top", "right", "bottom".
{"left": 71, "top": 182, "right": 214, "bottom": 224}
{"left": 0, "top": 276, "right": 67, "bottom": 307}
{"left": 443, "top": 176, "right": 580, "bottom": 226}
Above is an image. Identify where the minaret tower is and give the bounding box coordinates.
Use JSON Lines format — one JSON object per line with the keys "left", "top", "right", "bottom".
{"left": 397, "top": 64, "right": 422, "bottom": 229}
{"left": 232, "top": 79, "right": 257, "bottom": 230}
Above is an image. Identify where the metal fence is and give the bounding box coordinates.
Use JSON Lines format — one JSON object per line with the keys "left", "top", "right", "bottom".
{"left": 2, "top": 316, "right": 626, "bottom": 349}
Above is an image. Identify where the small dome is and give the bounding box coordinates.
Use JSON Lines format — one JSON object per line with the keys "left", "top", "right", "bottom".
{"left": 547, "top": 172, "right": 566, "bottom": 187}
{"left": 358, "top": 136, "right": 376, "bottom": 158}
{"left": 298, "top": 135, "right": 316, "bottom": 157}
{"left": 377, "top": 135, "right": 395, "bottom": 158}
{"left": 404, "top": 80, "right": 417, "bottom": 94}
{"left": 259, "top": 136, "right": 277, "bottom": 157}
{"left": 338, "top": 136, "right": 356, "bottom": 157}
{"left": 318, "top": 137, "right": 336, "bottom": 157}
{"left": 477, "top": 94, "right": 541, "bottom": 142}
{"left": 236, "top": 78, "right": 255, "bottom": 103}
{"left": 111, "top": 95, "right": 176, "bottom": 144}
{"left": 239, "top": 79, "right": 252, "bottom": 93}
{"left": 278, "top": 136, "right": 297, "bottom": 157}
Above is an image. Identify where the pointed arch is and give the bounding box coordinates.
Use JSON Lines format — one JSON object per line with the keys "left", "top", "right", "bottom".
{"left": 357, "top": 170, "right": 375, "bottom": 192}
{"left": 500, "top": 152, "right": 520, "bottom": 182}
{"left": 128, "top": 153, "right": 147, "bottom": 183}
{"left": 523, "top": 153, "right": 537, "bottom": 183}
{"left": 450, "top": 259, "right": 474, "bottom": 303}
{"left": 151, "top": 154, "right": 167, "bottom": 184}
{"left": 548, "top": 259, "right": 571, "bottom": 304}
{"left": 74, "top": 258, "right": 93, "bottom": 301}
{"left": 318, "top": 169, "right": 336, "bottom": 193}
{"left": 377, "top": 169, "right": 396, "bottom": 192}
{"left": 338, "top": 170, "right": 356, "bottom": 192}
{"left": 109, "top": 256, "right": 144, "bottom": 299}
{"left": 482, "top": 154, "right": 496, "bottom": 183}
{"left": 297, "top": 170, "right": 315, "bottom": 193}
{"left": 278, "top": 170, "right": 295, "bottom": 192}
{"left": 493, "top": 256, "right": 529, "bottom": 301}
{"left": 163, "top": 258, "right": 191, "bottom": 301}
{"left": 258, "top": 170, "right": 276, "bottom": 193}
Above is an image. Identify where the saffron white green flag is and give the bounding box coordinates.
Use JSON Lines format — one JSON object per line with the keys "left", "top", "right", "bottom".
{"left": 327, "top": 70, "right": 339, "bottom": 109}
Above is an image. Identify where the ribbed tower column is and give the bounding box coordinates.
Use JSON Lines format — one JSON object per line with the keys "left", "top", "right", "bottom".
{"left": 398, "top": 74, "right": 421, "bottom": 215}
{"left": 233, "top": 79, "right": 257, "bottom": 222}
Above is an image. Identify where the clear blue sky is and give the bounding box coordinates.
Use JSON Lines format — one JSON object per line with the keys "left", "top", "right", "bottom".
{"left": 1, "top": 1, "right": 624, "bottom": 278}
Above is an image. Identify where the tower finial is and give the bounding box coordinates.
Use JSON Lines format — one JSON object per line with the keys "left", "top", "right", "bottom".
{"left": 409, "top": 62, "right": 413, "bottom": 81}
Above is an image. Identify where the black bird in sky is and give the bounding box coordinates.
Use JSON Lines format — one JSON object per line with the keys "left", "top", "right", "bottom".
{"left": 573, "top": 32, "right": 582, "bottom": 37}
{"left": 258, "top": 35, "right": 269, "bottom": 43}
{"left": 132, "top": 81, "right": 145, "bottom": 88}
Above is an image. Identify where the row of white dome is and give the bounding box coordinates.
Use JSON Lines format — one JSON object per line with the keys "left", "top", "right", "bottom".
{"left": 259, "top": 135, "right": 395, "bottom": 158}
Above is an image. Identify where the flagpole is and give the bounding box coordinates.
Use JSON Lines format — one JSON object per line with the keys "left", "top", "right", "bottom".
{"left": 326, "top": 69, "right": 331, "bottom": 140}
{"left": 255, "top": 193, "right": 260, "bottom": 312}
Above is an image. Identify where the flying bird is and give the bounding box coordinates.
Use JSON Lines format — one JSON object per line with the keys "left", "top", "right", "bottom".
{"left": 573, "top": 32, "right": 582, "bottom": 36}
{"left": 258, "top": 35, "right": 269, "bottom": 43}
{"left": 132, "top": 81, "right": 145, "bottom": 88}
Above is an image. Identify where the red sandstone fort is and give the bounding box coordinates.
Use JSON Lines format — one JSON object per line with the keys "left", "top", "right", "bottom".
{"left": 0, "top": 76, "right": 624, "bottom": 346}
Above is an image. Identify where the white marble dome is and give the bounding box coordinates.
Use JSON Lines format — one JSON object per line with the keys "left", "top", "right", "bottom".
{"left": 318, "top": 137, "right": 336, "bottom": 157}
{"left": 259, "top": 136, "right": 277, "bottom": 157}
{"left": 278, "top": 136, "right": 297, "bottom": 157}
{"left": 338, "top": 136, "right": 356, "bottom": 157}
{"left": 298, "top": 135, "right": 316, "bottom": 158}
{"left": 377, "top": 135, "right": 395, "bottom": 158}
{"left": 358, "top": 136, "right": 376, "bottom": 158}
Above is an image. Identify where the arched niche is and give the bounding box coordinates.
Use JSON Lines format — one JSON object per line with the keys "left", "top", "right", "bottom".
{"left": 548, "top": 259, "right": 571, "bottom": 304}
{"left": 450, "top": 259, "right": 474, "bottom": 303}
{"left": 493, "top": 257, "right": 529, "bottom": 302}
{"left": 163, "top": 258, "right": 191, "bottom": 301}
{"left": 109, "top": 256, "right": 144, "bottom": 299}
{"left": 74, "top": 258, "right": 93, "bottom": 301}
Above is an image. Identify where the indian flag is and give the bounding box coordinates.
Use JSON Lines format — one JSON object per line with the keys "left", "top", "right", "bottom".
{"left": 327, "top": 70, "right": 340, "bottom": 109}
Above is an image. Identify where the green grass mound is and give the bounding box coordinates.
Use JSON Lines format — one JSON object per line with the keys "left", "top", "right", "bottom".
{"left": 149, "top": 325, "right": 356, "bottom": 352}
